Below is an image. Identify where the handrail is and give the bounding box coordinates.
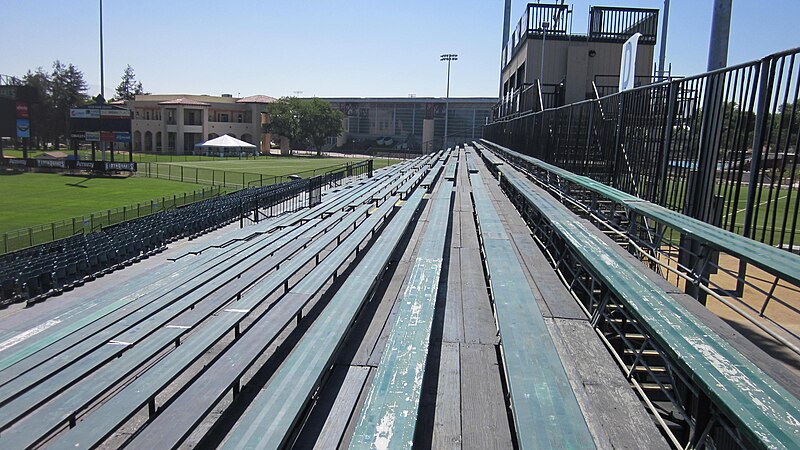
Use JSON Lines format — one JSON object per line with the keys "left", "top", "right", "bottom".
{"left": 481, "top": 139, "right": 800, "bottom": 287}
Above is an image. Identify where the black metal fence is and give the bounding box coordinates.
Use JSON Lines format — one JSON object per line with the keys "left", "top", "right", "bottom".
{"left": 486, "top": 47, "right": 800, "bottom": 252}
{"left": 0, "top": 160, "right": 373, "bottom": 256}
{"left": 1, "top": 186, "right": 225, "bottom": 255}
{"left": 137, "top": 160, "right": 365, "bottom": 189}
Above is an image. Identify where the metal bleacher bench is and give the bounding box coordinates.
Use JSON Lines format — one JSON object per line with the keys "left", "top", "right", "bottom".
{"left": 349, "top": 176, "right": 453, "bottom": 448}
{"left": 124, "top": 196, "right": 403, "bottom": 449}
{"left": 466, "top": 152, "right": 596, "bottom": 449}
{"left": 219, "top": 187, "right": 428, "bottom": 450}
{"left": 495, "top": 160, "right": 800, "bottom": 449}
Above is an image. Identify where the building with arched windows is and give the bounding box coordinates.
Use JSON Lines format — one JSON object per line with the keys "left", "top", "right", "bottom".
{"left": 127, "top": 94, "right": 275, "bottom": 154}
{"left": 127, "top": 93, "right": 495, "bottom": 155}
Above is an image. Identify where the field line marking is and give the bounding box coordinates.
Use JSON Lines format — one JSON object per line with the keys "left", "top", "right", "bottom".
{"left": 731, "top": 194, "right": 789, "bottom": 219}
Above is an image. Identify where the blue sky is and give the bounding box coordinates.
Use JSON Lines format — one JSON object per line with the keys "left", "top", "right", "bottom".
{"left": 1, "top": 1, "right": 798, "bottom": 99}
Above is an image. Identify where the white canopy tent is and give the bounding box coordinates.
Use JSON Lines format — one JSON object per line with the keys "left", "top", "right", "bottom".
{"left": 195, "top": 134, "right": 257, "bottom": 157}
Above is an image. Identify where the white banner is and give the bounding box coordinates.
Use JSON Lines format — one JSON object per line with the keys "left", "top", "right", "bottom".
{"left": 619, "top": 32, "right": 642, "bottom": 92}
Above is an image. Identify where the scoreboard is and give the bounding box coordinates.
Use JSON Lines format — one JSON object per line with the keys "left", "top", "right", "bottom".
{"left": 69, "top": 105, "right": 132, "bottom": 142}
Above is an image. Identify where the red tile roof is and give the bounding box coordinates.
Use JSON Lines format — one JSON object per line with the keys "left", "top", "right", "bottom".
{"left": 158, "top": 97, "right": 211, "bottom": 106}
{"left": 236, "top": 95, "right": 277, "bottom": 104}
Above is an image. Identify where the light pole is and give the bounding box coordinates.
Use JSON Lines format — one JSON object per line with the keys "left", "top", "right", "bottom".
{"left": 99, "top": 0, "right": 105, "bottom": 101}
{"left": 440, "top": 53, "right": 457, "bottom": 150}
{"left": 98, "top": 0, "right": 107, "bottom": 162}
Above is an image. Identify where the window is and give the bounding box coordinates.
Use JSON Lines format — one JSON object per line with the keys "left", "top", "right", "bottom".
{"left": 237, "top": 113, "right": 243, "bottom": 123}
{"left": 219, "top": 113, "right": 229, "bottom": 122}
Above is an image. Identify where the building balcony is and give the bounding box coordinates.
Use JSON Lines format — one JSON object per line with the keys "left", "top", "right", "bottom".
{"left": 502, "top": 4, "right": 658, "bottom": 68}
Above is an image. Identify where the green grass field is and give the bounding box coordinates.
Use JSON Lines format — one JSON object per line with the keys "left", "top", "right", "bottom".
{"left": 149, "top": 156, "right": 394, "bottom": 176}
{"left": 657, "top": 178, "right": 798, "bottom": 247}
{"left": 136, "top": 156, "right": 398, "bottom": 188}
{"left": 0, "top": 172, "right": 208, "bottom": 234}
{"left": 0, "top": 154, "right": 400, "bottom": 253}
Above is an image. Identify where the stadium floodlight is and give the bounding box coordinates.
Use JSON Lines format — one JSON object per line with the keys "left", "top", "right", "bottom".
{"left": 440, "top": 54, "right": 458, "bottom": 150}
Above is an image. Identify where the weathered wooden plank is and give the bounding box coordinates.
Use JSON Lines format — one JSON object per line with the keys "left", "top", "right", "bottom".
{"left": 547, "top": 318, "right": 670, "bottom": 450}
{"left": 442, "top": 245, "right": 465, "bottom": 344}
{"left": 508, "top": 232, "right": 587, "bottom": 320}
{"left": 458, "top": 211, "right": 480, "bottom": 251}
{"left": 349, "top": 182, "right": 452, "bottom": 449}
{"left": 293, "top": 365, "right": 371, "bottom": 450}
{"left": 432, "top": 342, "right": 462, "bottom": 449}
{"left": 337, "top": 368, "right": 377, "bottom": 450}
{"left": 459, "top": 247, "right": 498, "bottom": 346}
{"left": 460, "top": 343, "right": 513, "bottom": 450}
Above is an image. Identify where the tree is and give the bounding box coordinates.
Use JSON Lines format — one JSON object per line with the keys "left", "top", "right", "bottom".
{"left": 301, "top": 98, "right": 344, "bottom": 156}
{"left": 50, "top": 60, "right": 89, "bottom": 148}
{"left": 21, "top": 68, "right": 50, "bottom": 149}
{"left": 7, "top": 61, "right": 88, "bottom": 149}
{"left": 264, "top": 97, "right": 305, "bottom": 155}
{"left": 265, "top": 97, "right": 344, "bottom": 155}
{"left": 114, "top": 65, "right": 145, "bottom": 101}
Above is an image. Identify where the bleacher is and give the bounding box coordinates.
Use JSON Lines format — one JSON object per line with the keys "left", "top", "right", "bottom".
{"left": 0, "top": 143, "right": 797, "bottom": 450}
{"left": 0, "top": 176, "right": 322, "bottom": 306}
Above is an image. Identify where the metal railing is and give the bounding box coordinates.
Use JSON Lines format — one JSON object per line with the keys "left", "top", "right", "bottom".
{"left": 481, "top": 140, "right": 800, "bottom": 450}
{"left": 0, "top": 185, "right": 225, "bottom": 255}
{"left": 137, "top": 160, "right": 364, "bottom": 190}
{"left": 486, "top": 46, "right": 800, "bottom": 253}
{"left": 0, "top": 161, "right": 372, "bottom": 256}
{"left": 588, "top": 6, "right": 659, "bottom": 43}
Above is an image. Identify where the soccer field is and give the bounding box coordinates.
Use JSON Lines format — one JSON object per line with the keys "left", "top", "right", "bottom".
{"left": 0, "top": 155, "right": 400, "bottom": 253}
{"left": 136, "top": 156, "right": 399, "bottom": 189}
{"left": 139, "top": 155, "right": 396, "bottom": 177}
{"left": 0, "top": 172, "right": 207, "bottom": 234}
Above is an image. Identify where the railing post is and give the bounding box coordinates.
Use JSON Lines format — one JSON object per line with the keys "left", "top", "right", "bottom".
{"left": 583, "top": 103, "right": 594, "bottom": 174}
{"left": 611, "top": 93, "right": 626, "bottom": 188}
{"left": 658, "top": 81, "right": 680, "bottom": 206}
{"left": 737, "top": 57, "right": 774, "bottom": 294}
{"left": 565, "top": 107, "right": 574, "bottom": 171}
{"left": 683, "top": 70, "right": 728, "bottom": 304}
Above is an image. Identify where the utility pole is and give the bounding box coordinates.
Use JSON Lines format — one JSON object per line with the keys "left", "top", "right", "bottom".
{"left": 500, "top": 0, "right": 512, "bottom": 97}
{"left": 99, "top": 0, "right": 106, "bottom": 161}
{"left": 707, "top": 0, "right": 732, "bottom": 71}
{"left": 440, "top": 54, "right": 458, "bottom": 150}
{"left": 99, "top": 0, "right": 105, "bottom": 99}
{"left": 658, "top": 0, "right": 670, "bottom": 80}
